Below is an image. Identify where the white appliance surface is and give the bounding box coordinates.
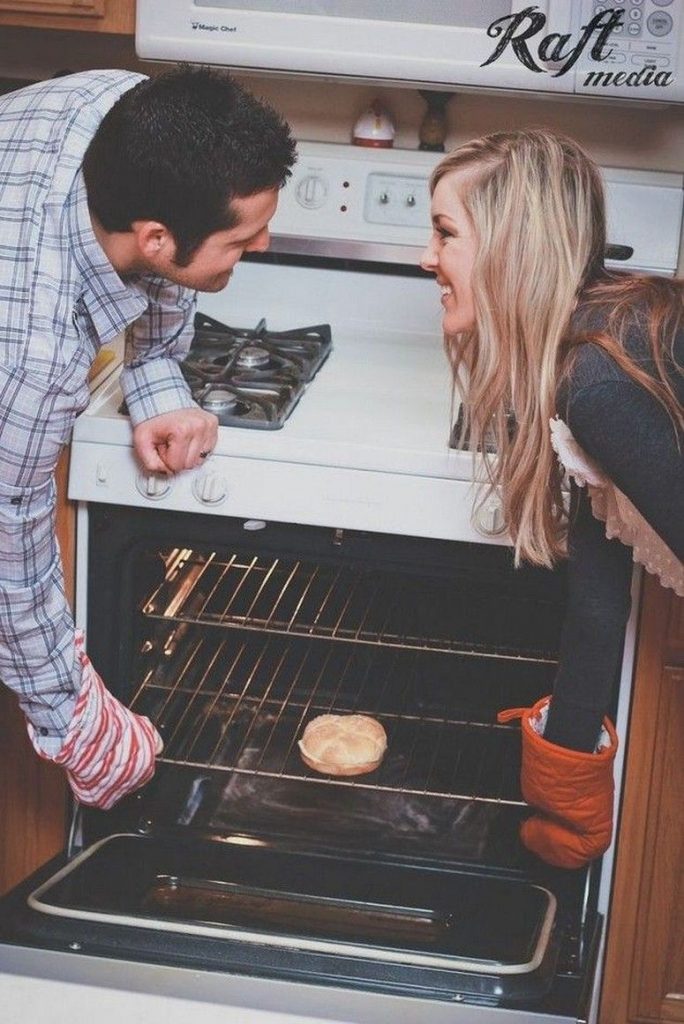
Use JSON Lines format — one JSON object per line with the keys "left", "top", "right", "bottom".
{"left": 0, "top": 944, "right": 573, "bottom": 1024}
{"left": 73, "top": 285, "right": 459, "bottom": 478}
{"left": 0, "top": 973, "right": 342, "bottom": 1024}
{"left": 69, "top": 144, "right": 684, "bottom": 543}
{"left": 136, "top": 0, "right": 684, "bottom": 103}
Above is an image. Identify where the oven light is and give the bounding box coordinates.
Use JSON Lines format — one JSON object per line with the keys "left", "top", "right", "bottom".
{"left": 218, "top": 834, "right": 268, "bottom": 847}
{"left": 243, "top": 520, "right": 267, "bottom": 531}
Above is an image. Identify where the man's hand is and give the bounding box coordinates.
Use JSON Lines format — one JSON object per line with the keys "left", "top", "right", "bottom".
{"left": 133, "top": 408, "right": 218, "bottom": 474}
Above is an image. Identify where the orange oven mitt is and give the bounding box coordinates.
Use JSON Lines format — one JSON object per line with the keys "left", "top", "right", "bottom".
{"left": 498, "top": 695, "right": 618, "bottom": 869}
{"left": 28, "top": 631, "right": 163, "bottom": 810}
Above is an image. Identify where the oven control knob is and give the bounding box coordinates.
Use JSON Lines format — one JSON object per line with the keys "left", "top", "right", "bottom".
{"left": 295, "top": 173, "right": 328, "bottom": 210}
{"left": 136, "top": 471, "right": 173, "bottom": 501}
{"left": 475, "top": 499, "right": 505, "bottom": 533}
{"left": 192, "top": 471, "right": 228, "bottom": 506}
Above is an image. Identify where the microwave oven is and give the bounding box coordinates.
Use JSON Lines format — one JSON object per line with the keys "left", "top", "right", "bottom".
{"left": 136, "top": 0, "right": 684, "bottom": 104}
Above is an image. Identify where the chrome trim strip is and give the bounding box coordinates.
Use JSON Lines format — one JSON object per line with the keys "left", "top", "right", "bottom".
{"left": 268, "top": 235, "right": 426, "bottom": 266}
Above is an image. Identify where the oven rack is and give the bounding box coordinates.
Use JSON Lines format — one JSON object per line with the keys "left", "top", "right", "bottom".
{"left": 130, "top": 626, "right": 539, "bottom": 805}
{"left": 141, "top": 549, "right": 560, "bottom": 665}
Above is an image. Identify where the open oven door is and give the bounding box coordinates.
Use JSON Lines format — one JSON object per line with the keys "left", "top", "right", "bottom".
{"left": 0, "top": 507, "right": 611, "bottom": 1022}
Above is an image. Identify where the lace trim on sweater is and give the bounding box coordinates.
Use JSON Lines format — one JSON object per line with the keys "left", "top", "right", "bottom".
{"left": 550, "top": 416, "right": 684, "bottom": 597}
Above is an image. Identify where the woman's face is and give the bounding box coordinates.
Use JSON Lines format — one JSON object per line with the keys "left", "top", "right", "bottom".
{"left": 421, "top": 170, "right": 478, "bottom": 335}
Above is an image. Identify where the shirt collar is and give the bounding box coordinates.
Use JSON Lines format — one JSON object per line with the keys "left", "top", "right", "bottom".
{"left": 66, "top": 171, "right": 148, "bottom": 343}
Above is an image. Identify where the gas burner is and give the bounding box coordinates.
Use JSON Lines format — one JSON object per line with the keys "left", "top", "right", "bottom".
{"left": 235, "top": 345, "right": 272, "bottom": 371}
{"left": 201, "top": 389, "right": 241, "bottom": 416}
{"left": 174, "top": 314, "right": 333, "bottom": 430}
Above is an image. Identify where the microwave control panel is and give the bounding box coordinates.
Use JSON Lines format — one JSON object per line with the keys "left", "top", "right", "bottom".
{"left": 574, "top": 0, "right": 680, "bottom": 97}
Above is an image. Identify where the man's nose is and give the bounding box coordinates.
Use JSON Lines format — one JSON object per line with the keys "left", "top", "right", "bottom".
{"left": 247, "top": 226, "right": 270, "bottom": 253}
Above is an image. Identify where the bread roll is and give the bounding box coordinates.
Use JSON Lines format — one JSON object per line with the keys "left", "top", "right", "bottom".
{"left": 298, "top": 714, "right": 387, "bottom": 777}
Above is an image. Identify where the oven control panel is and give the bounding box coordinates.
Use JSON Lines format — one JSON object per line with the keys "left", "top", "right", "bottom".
{"left": 72, "top": 445, "right": 507, "bottom": 546}
{"left": 267, "top": 142, "right": 684, "bottom": 274}
{"left": 363, "top": 174, "right": 430, "bottom": 229}
{"left": 272, "top": 142, "right": 441, "bottom": 251}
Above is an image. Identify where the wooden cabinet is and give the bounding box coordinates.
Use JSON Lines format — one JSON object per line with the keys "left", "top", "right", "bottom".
{"left": 0, "top": 0, "right": 133, "bottom": 33}
{"left": 600, "top": 576, "right": 684, "bottom": 1024}
{"left": 0, "top": 351, "right": 115, "bottom": 897}
{"left": 0, "top": 449, "right": 71, "bottom": 897}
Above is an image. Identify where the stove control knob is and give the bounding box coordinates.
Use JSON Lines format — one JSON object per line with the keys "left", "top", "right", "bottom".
{"left": 295, "top": 173, "right": 328, "bottom": 210}
{"left": 136, "top": 471, "right": 173, "bottom": 501}
{"left": 192, "top": 471, "right": 228, "bottom": 506}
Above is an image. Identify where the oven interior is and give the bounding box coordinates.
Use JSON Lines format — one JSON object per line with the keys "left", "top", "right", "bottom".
{"left": 7, "top": 504, "right": 605, "bottom": 1013}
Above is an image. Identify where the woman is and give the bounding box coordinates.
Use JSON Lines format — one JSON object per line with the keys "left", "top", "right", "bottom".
{"left": 421, "top": 128, "right": 684, "bottom": 870}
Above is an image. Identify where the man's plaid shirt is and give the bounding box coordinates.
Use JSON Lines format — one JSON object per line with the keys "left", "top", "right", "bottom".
{"left": 0, "top": 71, "right": 197, "bottom": 752}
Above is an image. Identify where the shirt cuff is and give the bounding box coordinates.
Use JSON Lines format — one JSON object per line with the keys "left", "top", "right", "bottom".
{"left": 24, "top": 639, "right": 83, "bottom": 757}
{"left": 120, "top": 359, "right": 197, "bottom": 427}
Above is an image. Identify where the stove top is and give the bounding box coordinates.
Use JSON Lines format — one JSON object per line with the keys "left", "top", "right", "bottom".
{"left": 180, "top": 313, "right": 332, "bottom": 430}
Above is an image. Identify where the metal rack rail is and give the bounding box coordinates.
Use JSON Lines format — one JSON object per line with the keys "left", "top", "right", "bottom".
{"left": 131, "top": 627, "right": 540, "bottom": 806}
{"left": 142, "top": 549, "right": 561, "bottom": 664}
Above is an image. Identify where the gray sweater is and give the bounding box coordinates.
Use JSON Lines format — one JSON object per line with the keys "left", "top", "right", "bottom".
{"left": 544, "top": 300, "right": 684, "bottom": 751}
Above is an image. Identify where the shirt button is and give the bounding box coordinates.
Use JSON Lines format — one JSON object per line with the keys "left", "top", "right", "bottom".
{"left": 40, "top": 727, "right": 49, "bottom": 736}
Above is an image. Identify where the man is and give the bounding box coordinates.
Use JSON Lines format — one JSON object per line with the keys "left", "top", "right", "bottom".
{"left": 0, "top": 66, "right": 296, "bottom": 809}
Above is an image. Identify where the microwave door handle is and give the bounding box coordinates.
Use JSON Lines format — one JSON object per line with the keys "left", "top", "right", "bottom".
{"left": 543, "top": 0, "right": 575, "bottom": 36}
{"left": 535, "top": 0, "right": 576, "bottom": 75}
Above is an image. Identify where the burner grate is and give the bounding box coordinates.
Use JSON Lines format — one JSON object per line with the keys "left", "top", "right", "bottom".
{"left": 177, "top": 314, "right": 332, "bottom": 429}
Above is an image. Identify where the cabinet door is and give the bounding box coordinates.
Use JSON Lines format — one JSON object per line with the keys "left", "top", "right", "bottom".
{"left": 0, "top": 0, "right": 104, "bottom": 16}
{"left": 0, "top": 0, "right": 132, "bottom": 32}
{"left": 600, "top": 579, "right": 684, "bottom": 1024}
{"left": 0, "top": 448, "right": 71, "bottom": 897}
{"left": 630, "top": 664, "right": 684, "bottom": 1021}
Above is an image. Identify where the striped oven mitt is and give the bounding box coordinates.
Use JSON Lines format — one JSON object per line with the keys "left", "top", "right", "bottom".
{"left": 28, "top": 631, "right": 163, "bottom": 810}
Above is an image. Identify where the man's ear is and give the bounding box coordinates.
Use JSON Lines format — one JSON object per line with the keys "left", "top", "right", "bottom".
{"left": 131, "top": 220, "right": 176, "bottom": 261}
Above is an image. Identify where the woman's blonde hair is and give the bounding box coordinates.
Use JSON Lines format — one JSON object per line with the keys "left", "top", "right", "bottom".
{"left": 431, "top": 128, "right": 684, "bottom": 567}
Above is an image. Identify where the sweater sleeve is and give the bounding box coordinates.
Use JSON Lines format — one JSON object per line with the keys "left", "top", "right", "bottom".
{"left": 544, "top": 485, "right": 633, "bottom": 751}
{"left": 545, "top": 346, "right": 684, "bottom": 751}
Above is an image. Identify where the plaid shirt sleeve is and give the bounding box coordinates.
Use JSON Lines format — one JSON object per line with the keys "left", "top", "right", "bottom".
{"left": 0, "top": 363, "right": 91, "bottom": 754}
{"left": 119, "top": 276, "right": 199, "bottom": 427}
{"left": 0, "top": 70, "right": 176, "bottom": 755}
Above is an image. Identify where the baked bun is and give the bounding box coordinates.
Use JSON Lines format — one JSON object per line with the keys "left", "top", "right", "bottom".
{"left": 298, "top": 714, "right": 387, "bottom": 777}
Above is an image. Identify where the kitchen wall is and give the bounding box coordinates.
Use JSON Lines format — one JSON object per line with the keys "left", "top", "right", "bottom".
{"left": 1, "top": 26, "right": 683, "bottom": 268}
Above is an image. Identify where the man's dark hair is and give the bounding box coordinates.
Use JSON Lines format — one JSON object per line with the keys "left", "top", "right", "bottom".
{"left": 83, "top": 66, "right": 296, "bottom": 265}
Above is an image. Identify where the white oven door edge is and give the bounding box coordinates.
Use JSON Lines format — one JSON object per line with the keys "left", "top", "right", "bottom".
{"left": 0, "top": 942, "right": 576, "bottom": 1024}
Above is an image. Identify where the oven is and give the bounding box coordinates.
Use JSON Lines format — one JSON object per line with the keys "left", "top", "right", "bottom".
{"left": 0, "top": 143, "right": 682, "bottom": 1024}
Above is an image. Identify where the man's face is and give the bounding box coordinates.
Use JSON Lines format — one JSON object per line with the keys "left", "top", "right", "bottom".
{"left": 155, "top": 188, "right": 279, "bottom": 292}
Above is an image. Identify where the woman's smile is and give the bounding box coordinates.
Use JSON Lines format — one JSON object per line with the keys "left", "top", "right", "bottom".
{"left": 420, "top": 171, "right": 478, "bottom": 335}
